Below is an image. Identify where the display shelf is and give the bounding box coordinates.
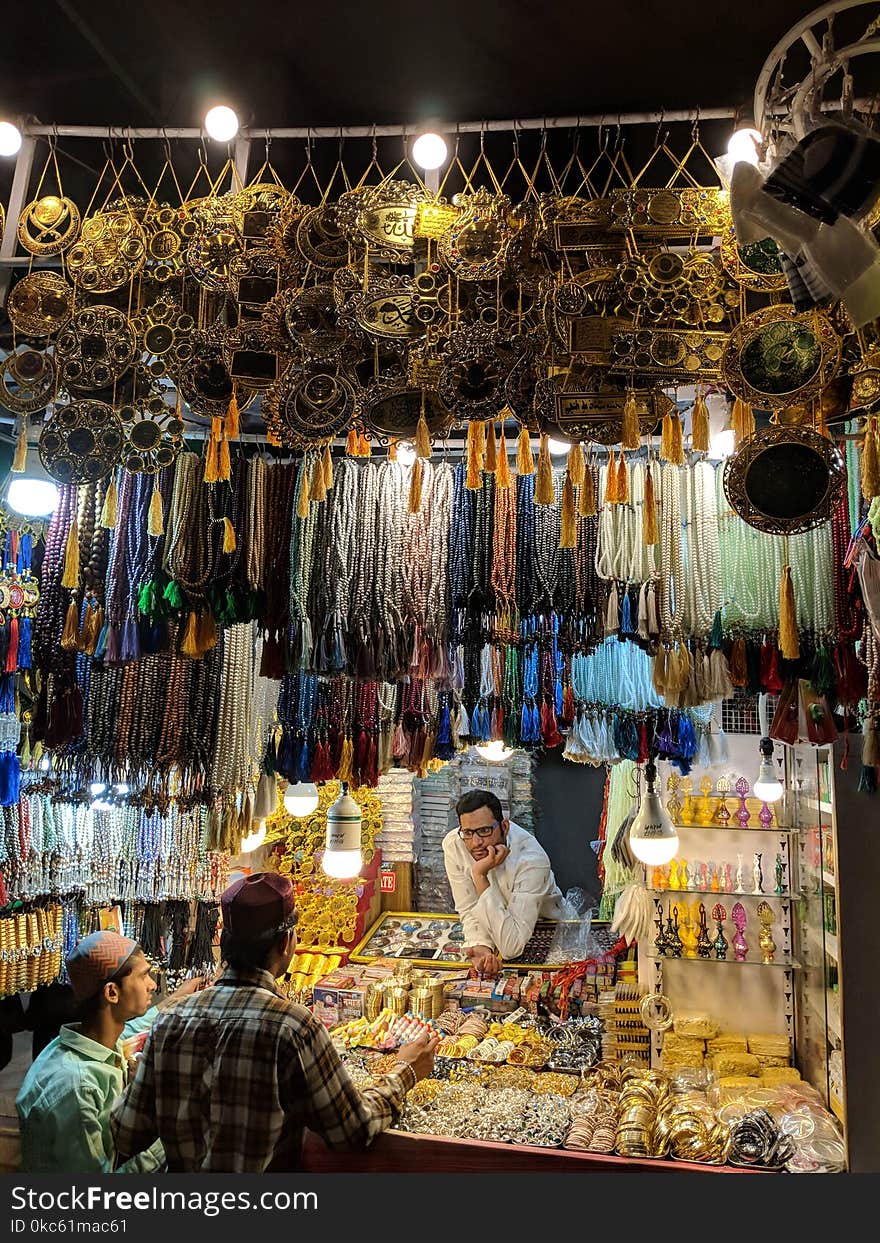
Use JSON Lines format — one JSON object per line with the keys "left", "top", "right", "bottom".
{"left": 826, "top": 991, "right": 842, "bottom": 1042}
{"left": 647, "top": 887, "right": 799, "bottom": 899}
{"left": 646, "top": 953, "right": 801, "bottom": 969}
{"left": 673, "top": 823, "right": 796, "bottom": 835}
{"left": 805, "top": 925, "right": 838, "bottom": 962}
{"left": 822, "top": 869, "right": 836, "bottom": 890}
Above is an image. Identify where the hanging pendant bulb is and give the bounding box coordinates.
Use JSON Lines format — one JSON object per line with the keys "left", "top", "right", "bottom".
{"left": 322, "top": 781, "right": 363, "bottom": 879}
{"left": 283, "top": 781, "right": 320, "bottom": 818}
{"left": 629, "top": 760, "right": 679, "bottom": 865}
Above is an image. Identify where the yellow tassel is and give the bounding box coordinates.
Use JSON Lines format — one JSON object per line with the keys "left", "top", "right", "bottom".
{"left": 61, "top": 517, "right": 80, "bottom": 589}
{"left": 358, "top": 431, "right": 372, "bottom": 457}
{"left": 222, "top": 517, "right": 237, "bottom": 553}
{"left": 535, "top": 434, "right": 555, "bottom": 505}
{"left": 578, "top": 464, "right": 596, "bottom": 517}
{"left": 99, "top": 476, "right": 118, "bottom": 529}
{"left": 616, "top": 452, "right": 629, "bottom": 503}
{"left": 691, "top": 391, "right": 710, "bottom": 453}
{"left": 12, "top": 422, "right": 28, "bottom": 473}
{"left": 779, "top": 565, "right": 800, "bottom": 660}
{"left": 621, "top": 389, "right": 640, "bottom": 450}
{"left": 861, "top": 417, "right": 880, "bottom": 501}
{"left": 211, "top": 416, "right": 223, "bottom": 442}
{"left": 466, "top": 420, "right": 483, "bottom": 490}
{"left": 388, "top": 439, "right": 398, "bottom": 462}
{"left": 496, "top": 428, "right": 512, "bottom": 489}
{"left": 409, "top": 457, "right": 423, "bottom": 512}
{"left": 60, "top": 600, "right": 79, "bottom": 651}
{"left": 559, "top": 472, "right": 577, "bottom": 548}
{"left": 605, "top": 449, "right": 619, "bottom": 504}
{"left": 296, "top": 467, "right": 310, "bottom": 519}
{"left": 181, "top": 611, "right": 200, "bottom": 659}
{"left": 732, "top": 398, "right": 755, "bottom": 447}
{"left": 322, "top": 442, "right": 334, "bottom": 490}
{"left": 87, "top": 605, "right": 104, "bottom": 656}
{"left": 670, "top": 412, "right": 685, "bottom": 465}
{"left": 484, "top": 422, "right": 497, "bottom": 473}
{"left": 310, "top": 452, "right": 327, "bottom": 503}
{"left": 225, "top": 393, "right": 240, "bottom": 440}
{"left": 743, "top": 401, "right": 756, "bottom": 439}
{"left": 266, "top": 426, "right": 282, "bottom": 448}
{"left": 567, "top": 442, "right": 585, "bottom": 487}
{"left": 204, "top": 436, "right": 219, "bottom": 484}
{"left": 338, "top": 736, "right": 354, "bottom": 784}
{"left": 346, "top": 427, "right": 359, "bottom": 456}
{"left": 660, "top": 411, "right": 673, "bottom": 462}
{"left": 643, "top": 465, "right": 658, "bottom": 545}
{"left": 217, "top": 437, "right": 231, "bottom": 482}
{"left": 415, "top": 407, "right": 432, "bottom": 460}
{"left": 197, "top": 608, "right": 218, "bottom": 656}
{"left": 147, "top": 485, "right": 164, "bottom": 537}
{"left": 516, "top": 425, "right": 534, "bottom": 476}
{"left": 474, "top": 419, "right": 486, "bottom": 463}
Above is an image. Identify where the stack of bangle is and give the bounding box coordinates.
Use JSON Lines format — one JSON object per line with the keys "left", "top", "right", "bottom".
{"left": 728, "top": 1108, "right": 795, "bottom": 1169}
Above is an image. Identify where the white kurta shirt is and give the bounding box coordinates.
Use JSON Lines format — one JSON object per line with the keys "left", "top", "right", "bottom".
{"left": 442, "top": 821, "right": 566, "bottom": 960}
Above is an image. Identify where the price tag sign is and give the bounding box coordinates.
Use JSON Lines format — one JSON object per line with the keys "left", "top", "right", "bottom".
{"left": 380, "top": 867, "right": 396, "bottom": 894}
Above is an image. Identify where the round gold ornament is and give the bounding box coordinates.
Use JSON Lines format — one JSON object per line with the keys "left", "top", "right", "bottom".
{"left": 337, "top": 179, "right": 427, "bottom": 261}
{"left": 185, "top": 209, "right": 240, "bottom": 293}
{"left": 54, "top": 305, "right": 137, "bottom": 393}
{"left": 0, "top": 349, "right": 57, "bottom": 415}
{"left": 723, "top": 425, "right": 846, "bottom": 536}
{"left": 6, "top": 272, "right": 73, "bottom": 338}
{"left": 177, "top": 337, "right": 255, "bottom": 420}
{"left": 719, "top": 227, "right": 787, "bottom": 293}
{"left": 721, "top": 304, "right": 841, "bottom": 410}
{"left": 39, "top": 399, "right": 124, "bottom": 484}
{"left": 117, "top": 394, "right": 184, "bottom": 474}
{"left": 142, "top": 204, "right": 198, "bottom": 282}
{"left": 66, "top": 209, "right": 147, "bottom": 292}
{"left": 130, "top": 296, "right": 196, "bottom": 378}
{"left": 17, "top": 194, "right": 81, "bottom": 256}
{"left": 295, "top": 205, "right": 350, "bottom": 271}
{"left": 264, "top": 366, "right": 356, "bottom": 447}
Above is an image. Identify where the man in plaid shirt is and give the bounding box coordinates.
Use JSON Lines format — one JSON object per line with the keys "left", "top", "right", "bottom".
{"left": 110, "top": 872, "right": 438, "bottom": 1172}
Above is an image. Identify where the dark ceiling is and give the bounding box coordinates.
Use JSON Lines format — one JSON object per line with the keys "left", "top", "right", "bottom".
{"left": 0, "top": 2, "right": 833, "bottom": 130}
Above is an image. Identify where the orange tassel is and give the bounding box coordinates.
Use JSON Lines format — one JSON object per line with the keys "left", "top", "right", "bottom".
{"left": 147, "top": 485, "right": 164, "bottom": 537}
{"left": 567, "top": 442, "right": 585, "bottom": 487}
{"left": 669, "top": 412, "right": 685, "bottom": 466}
{"left": 222, "top": 517, "right": 237, "bottom": 553}
{"left": 322, "top": 442, "right": 334, "bottom": 490}
{"left": 535, "top": 434, "right": 555, "bottom": 505}
{"left": 211, "top": 416, "right": 223, "bottom": 442}
{"left": 296, "top": 467, "right": 310, "bottom": 519}
{"left": 779, "top": 565, "right": 800, "bottom": 660}
{"left": 12, "top": 421, "right": 28, "bottom": 473}
{"left": 621, "top": 389, "right": 640, "bottom": 450}
{"left": 60, "top": 599, "right": 79, "bottom": 651}
{"left": 516, "top": 425, "right": 534, "bottom": 476}
{"left": 496, "top": 428, "right": 512, "bottom": 488}
{"left": 660, "top": 411, "right": 673, "bottom": 462}
{"left": 388, "top": 439, "right": 398, "bottom": 462}
{"left": 196, "top": 608, "right": 218, "bottom": 656}
{"left": 61, "top": 517, "right": 79, "bottom": 589}
{"left": 310, "top": 452, "right": 327, "bottom": 503}
{"left": 861, "top": 417, "right": 880, "bottom": 501}
{"left": 616, "top": 452, "right": 629, "bottom": 503}
{"left": 605, "top": 449, "right": 619, "bottom": 504}
{"left": 484, "top": 421, "right": 497, "bottom": 473}
{"left": 415, "top": 407, "right": 432, "bottom": 460}
{"left": 266, "top": 426, "right": 282, "bottom": 448}
{"left": 409, "top": 457, "right": 423, "bottom": 512}
{"left": 466, "top": 420, "right": 483, "bottom": 490}
{"left": 225, "top": 393, "right": 240, "bottom": 440}
{"left": 559, "top": 472, "right": 577, "bottom": 548}
{"left": 358, "top": 431, "right": 372, "bottom": 457}
{"left": 180, "top": 611, "right": 200, "bottom": 659}
{"left": 643, "top": 465, "right": 658, "bottom": 545}
{"left": 691, "top": 391, "right": 710, "bottom": 453}
{"left": 87, "top": 606, "right": 104, "bottom": 656}
{"left": 99, "top": 476, "right": 118, "bottom": 529}
{"left": 578, "top": 464, "right": 596, "bottom": 517}
{"left": 204, "top": 436, "right": 219, "bottom": 484}
{"left": 346, "top": 427, "right": 359, "bottom": 456}
{"left": 217, "top": 436, "right": 231, "bottom": 482}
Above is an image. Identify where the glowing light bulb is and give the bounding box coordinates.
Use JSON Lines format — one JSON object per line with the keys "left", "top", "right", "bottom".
{"left": 6, "top": 478, "right": 59, "bottom": 518}
{"left": 547, "top": 438, "right": 570, "bottom": 457}
{"left": 629, "top": 762, "right": 679, "bottom": 865}
{"left": 204, "top": 105, "right": 240, "bottom": 143}
{"left": 241, "top": 822, "right": 267, "bottom": 853}
{"left": 0, "top": 122, "right": 22, "bottom": 157}
{"left": 412, "top": 132, "right": 447, "bottom": 171}
{"left": 39, "top": 755, "right": 51, "bottom": 773}
{"left": 709, "top": 428, "right": 736, "bottom": 459}
{"left": 727, "top": 127, "right": 763, "bottom": 167}
{"left": 396, "top": 441, "right": 417, "bottom": 467}
{"left": 283, "top": 781, "right": 319, "bottom": 818}
{"left": 90, "top": 781, "right": 107, "bottom": 797}
{"left": 322, "top": 783, "right": 363, "bottom": 879}
{"left": 474, "top": 740, "right": 514, "bottom": 762}
{"left": 755, "top": 739, "right": 784, "bottom": 802}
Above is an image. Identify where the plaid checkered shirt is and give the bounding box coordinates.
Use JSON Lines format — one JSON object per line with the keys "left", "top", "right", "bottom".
{"left": 109, "top": 965, "right": 416, "bottom": 1172}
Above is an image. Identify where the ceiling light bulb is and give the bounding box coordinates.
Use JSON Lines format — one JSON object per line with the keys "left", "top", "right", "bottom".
{"left": 6, "top": 478, "right": 60, "bottom": 518}
{"left": 709, "top": 428, "right": 735, "bottom": 459}
{"left": 204, "top": 105, "right": 240, "bottom": 143}
{"left": 755, "top": 739, "right": 784, "bottom": 802}
{"left": 0, "top": 122, "right": 22, "bottom": 157}
{"left": 396, "top": 441, "right": 416, "bottom": 467}
{"left": 241, "top": 822, "right": 267, "bottom": 853}
{"left": 547, "top": 438, "right": 570, "bottom": 457}
{"left": 727, "top": 127, "right": 763, "bottom": 167}
{"left": 412, "top": 132, "right": 447, "bottom": 171}
{"left": 90, "top": 781, "right": 107, "bottom": 797}
{"left": 322, "top": 782, "right": 363, "bottom": 879}
{"left": 629, "top": 762, "right": 679, "bottom": 865}
{"left": 112, "top": 782, "right": 129, "bottom": 796}
{"left": 283, "top": 781, "right": 320, "bottom": 818}
{"left": 39, "top": 755, "right": 51, "bottom": 772}
{"left": 474, "top": 739, "right": 514, "bottom": 762}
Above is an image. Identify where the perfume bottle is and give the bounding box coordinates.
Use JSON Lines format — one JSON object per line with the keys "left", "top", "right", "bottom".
{"left": 756, "top": 900, "right": 776, "bottom": 964}
{"left": 666, "top": 773, "right": 682, "bottom": 825}
{"left": 698, "top": 861, "right": 709, "bottom": 891}
{"left": 709, "top": 861, "right": 720, "bottom": 892}
{"left": 712, "top": 775, "right": 732, "bottom": 825}
{"left": 698, "top": 776, "right": 714, "bottom": 826}
{"left": 723, "top": 862, "right": 733, "bottom": 894}
{"left": 735, "top": 776, "right": 751, "bottom": 827}
{"left": 731, "top": 901, "right": 748, "bottom": 962}
{"left": 679, "top": 906, "right": 699, "bottom": 959}
{"left": 753, "top": 852, "right": 764, "bottom": 895}
{"left": 711, "top": 902, "right": 728, "bottom": 960}
{"left": 774, "top": 854, "right": 785, "bottom": 896}
{"left": 679, "top": 777, "right": 695, "bottom": 826}
{"left": 668, "top": 859, "right": 681, "bottom": 891}
{"left": 666, "top": 906, "right": 683, "bottom": 957}
{"left": 696, "top": 902, "right": 712, "bottom": 959}
{"left": 735, "top": 853, "right": 745, "bottom": 894}
{"left": 654, "top": 899, "right": 669, "bottom": 957}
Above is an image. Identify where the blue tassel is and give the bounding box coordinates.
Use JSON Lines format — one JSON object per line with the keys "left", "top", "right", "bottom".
{"left": 0, "top": 751, "right": 20, "bottom": 807}
{"left": 520, "top": 702, "right": 530, "bottom": 744}
{"left": 0, "top": 675, "right": 14, "bottom": 715}
{"left": 621, "top": 592, "right": 633, "bottom": 636}
{"left": 479, "top": 704, "right": 491, "bottom": 740}
{"left": 530, "top": 702, "right": 541, "bottom": 743}
{"left": 297, "top": 736, "right": 312, "bottom": 783}
{"left": 17, "top": 616, "right": 32, "bottom": 670}
{"left": 709, "top": 610, "right": 724, "bottom": 650}
{"left": 277, "top": 729, "right": 296, "bottom": 781}
{"left": 678, "top": 713, "right": 698, "bottom": 760}
{"left": 471, "top": 704, "right": 482, "bottom": 738}
{"left": 94, "top": 619, "right": 110, "bottom": 661}
{"left": 121, "top": 618, "right": 140, "bottom": 662}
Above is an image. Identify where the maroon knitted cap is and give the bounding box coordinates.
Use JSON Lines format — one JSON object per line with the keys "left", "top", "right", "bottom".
{"left": 220, "top": 871, "right": 296, "bottom": 938}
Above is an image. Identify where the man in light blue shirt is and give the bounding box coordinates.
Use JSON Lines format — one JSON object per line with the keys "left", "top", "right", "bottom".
{"left": 16, "top": 929, "right": 199, "bottom": 1173}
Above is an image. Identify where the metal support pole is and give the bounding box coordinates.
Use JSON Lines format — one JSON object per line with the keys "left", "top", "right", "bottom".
{"left": 233, "top": 135, "right": 251, "bottom": 188}
{"left": 0, "top": 134, "right": 36, "bottom": 304}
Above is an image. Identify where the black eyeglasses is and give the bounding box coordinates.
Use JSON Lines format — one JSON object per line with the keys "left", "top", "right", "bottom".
{"left": 457, "top": 821, "right": 500, "bottom": 841}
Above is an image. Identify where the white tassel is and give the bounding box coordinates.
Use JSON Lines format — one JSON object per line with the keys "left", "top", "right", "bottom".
{"left": 637, "top": 583, "right": 649, "bottom": 640}
{"left": 605, "top": 582, "right": 619, "bottom": 635}
{"left": 647, "top": 583, "right": 660, "bottom": 637}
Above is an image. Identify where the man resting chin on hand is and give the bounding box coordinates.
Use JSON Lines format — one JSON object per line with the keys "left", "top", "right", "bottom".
{"left": 442, "top": 789, "right": 565, "bottom": 975}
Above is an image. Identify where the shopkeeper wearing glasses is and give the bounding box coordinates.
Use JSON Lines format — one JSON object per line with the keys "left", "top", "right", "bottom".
{"left": 442, "top": 789, "right": 565, "bottom": 976}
